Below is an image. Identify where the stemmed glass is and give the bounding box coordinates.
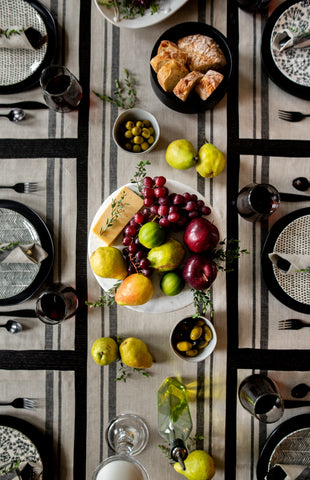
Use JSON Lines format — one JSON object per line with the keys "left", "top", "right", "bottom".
{"left": 92, "top": 414, "right": 149, "bottom": 480}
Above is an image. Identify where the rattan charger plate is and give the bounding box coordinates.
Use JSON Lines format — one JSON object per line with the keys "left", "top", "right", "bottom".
{"left": 261, "top": 208, "right": 310, "bottom": 314}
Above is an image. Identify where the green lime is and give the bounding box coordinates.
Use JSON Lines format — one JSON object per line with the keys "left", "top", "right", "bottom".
{"left": 138, "top": 222, "right": 165, "bottom": 249}
{"left": 160, "top": 271, "right": 185, "bottom": 296}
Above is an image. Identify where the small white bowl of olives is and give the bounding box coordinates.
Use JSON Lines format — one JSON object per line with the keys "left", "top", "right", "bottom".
{"left": 170, "top": 316, "right": 217, "bottom": 362}
{"left": 113, "top": 107, "right": 160, "bottom": 155}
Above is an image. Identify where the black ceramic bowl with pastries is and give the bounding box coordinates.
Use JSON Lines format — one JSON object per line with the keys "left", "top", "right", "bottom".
{"left": 150, "top": 22, "right": 232, "bottom": 114}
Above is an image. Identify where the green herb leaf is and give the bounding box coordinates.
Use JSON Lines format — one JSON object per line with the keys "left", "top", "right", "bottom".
{"left": 130, "top": 159, "right": 151, "bottom": 193}
{"left": 93, "top": 68, "right": 137, "bottom": 110}
{"left": 115, "top": 361, "right": 150, "bottom": 382}
{"left": 0, "top": 241, "right": 19, "bottom": 254}
{"left": 192, "top": 289, "right": 214, "bottom": 318}
{"left": 85, "top": 282, "right": 121, "bottom": 308}
{"left": 211, "top": 238, "right": 250, "bottom": 272}
{"left": 99, "top": 190, "right": 128, "bottom": 235}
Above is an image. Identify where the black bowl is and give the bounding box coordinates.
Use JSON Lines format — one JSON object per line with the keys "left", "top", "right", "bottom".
{"left": 150, "top": 22, "right": 233, "bottom": 114}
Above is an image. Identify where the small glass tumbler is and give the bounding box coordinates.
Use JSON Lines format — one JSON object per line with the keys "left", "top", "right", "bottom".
{"left": 236, "top": 0, "right": 271, "bottom": 12}
{"left": 236, "top": 183, "right": 280, "bottom": 222}
{"left": 40, "top": 65, "right": 83, "bottom": 112}
{"left": 35, "top": 283, "right": 79, "bottom": 325}
{"left": 238, "top": 374, "right": 284, "bottom": 423}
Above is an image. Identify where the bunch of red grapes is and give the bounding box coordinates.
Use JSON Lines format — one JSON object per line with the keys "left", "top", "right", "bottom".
{"left": 121, "top": 176, "right": 211, "bottom": 278}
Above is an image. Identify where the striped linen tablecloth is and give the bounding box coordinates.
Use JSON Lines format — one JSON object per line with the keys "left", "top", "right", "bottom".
{"left": 0, "top": 0, "right": 309, "bottom": 479}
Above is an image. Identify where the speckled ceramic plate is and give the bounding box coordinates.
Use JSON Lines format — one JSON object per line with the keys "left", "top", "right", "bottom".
{"left": 261, "top": 0, "right": 310, "bottom": 99}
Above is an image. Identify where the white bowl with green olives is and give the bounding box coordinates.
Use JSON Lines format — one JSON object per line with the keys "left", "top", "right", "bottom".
{"left": 113, "top": 107, "right": 160, "bottom": 155}
{"left": 170, "top": 316, "right": 217, "bottom": 362}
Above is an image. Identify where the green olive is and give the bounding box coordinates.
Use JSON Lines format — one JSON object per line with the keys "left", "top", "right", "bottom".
{"left": 136, "top": 121, "right": 144, "bottom": 128}
{"left": 143, "top": 119, "right": 150, "bottom": 127}
{"left": 142, "top": 128, "right": 150, "bottom": 139}
{"left": 133, "top": 135, "right": 143, "bottom": 145}
{"left": 185, "top": 349, "right": 199, "bottom": 357}
{"left": 141, "top": 142, "right": 149, "bottom": 151}
{"left": 190, "top": 326, "right": 203, "bottom": 341}
{"left": 124, "top": 143, "right": 132, "bottom": 151}
{"left": 125, "top": 121, "right": 134, "bottom": 130}
{"left": 132, "top": 126, "right": 141, "bottom": 136}
{"left": 124, "top": 129, "right": 133, "bottom": 139}
{"left": 132, "top": 144, "right": 142, "bottom": 153}
{"left": 196, "top": 319, "right": 205, "bottom": 326}
{"left": 176, "top": 341, "right": 192, "bottom": 352}
{"left": 148, "top": 136, "right": 154, "bottom": 145}
{"left": 148, "top": 127, "right": 154, "bottom": 135}
{"left": 204, "top": 326, "right": 212, "bottom": 342}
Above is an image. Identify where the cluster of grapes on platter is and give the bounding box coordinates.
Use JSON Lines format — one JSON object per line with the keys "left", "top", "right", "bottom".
{"left": 121, "top": 176, "right": 212, "bottom": 277}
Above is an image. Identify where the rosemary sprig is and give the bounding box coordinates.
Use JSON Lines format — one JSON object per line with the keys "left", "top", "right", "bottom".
{"left": 0, "top": 28, "right": 22, "bottom": 38}
{"left": 93, "top": 69, "right": 137, "bottom": 110}
{"left": 0, "top": 460, "right": 21, "bottom": 475}
{"left": 0, "top": 241, "right": 19, "bottom": 254}
{"left": 99, "top": 190, "right": 128, "bottom": 236}
{"left": 115, "top": 361, "right": 150, "bottom": 382}
{"left": 211, "top": 238, "right": 250, "bottom": 272}
{"left": 130, "top": 159, "right": 151, "bottom": 193}
{"left": 296, "top": 266, "right": 310, "bottom": 273}
{"left": 192, "top": 289, "right": 214, "bottom": 319}
{"left": 85, "top": 283, "right": 120, "bottom": 308}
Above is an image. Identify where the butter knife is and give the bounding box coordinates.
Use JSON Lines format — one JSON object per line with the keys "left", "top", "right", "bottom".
{"left": 0, "top": 101, "right": 48, "bottom": 110}
{"left": 280, "top": 192, "right": 310, "bottom": 202}
{"left": 0, "top": 309, "right": 36, "bottom": 317}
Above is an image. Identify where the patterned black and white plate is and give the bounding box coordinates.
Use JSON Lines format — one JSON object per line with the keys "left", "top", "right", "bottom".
{"left": 261, "top": 0, "right": 310, "bottom": 100}
{"left": 0, "top": 0, "right": 57, "bottom": 94}
{"left": 0, "top": 200, "right": 54, "bottom": 306}
{"left": 0, "top": 416, "right": 48, "bottom": 477}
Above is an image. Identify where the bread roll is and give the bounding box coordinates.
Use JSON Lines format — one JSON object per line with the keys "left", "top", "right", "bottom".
{"left": 195, "top": 70, "right": 224, "bottom": 100}
{"left": 157, "top": 60, "right": 189, "bottom": 92}
{"left": 151, "top": 50, "right": 188, "bottom": 74}
{"left": 157, "top": 39, "right": 179, "bottom": 54}
{"left": 177, "top": 34, "right": 226, "bottom": 73}
{"left": 173, "top": 70, "right": 204, "bottom": 101}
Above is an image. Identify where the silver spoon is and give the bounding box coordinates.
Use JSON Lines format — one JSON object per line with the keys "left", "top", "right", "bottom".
{"left": 0, "top": 320, "right": 23, "bottom": 334}
{"left": 0, "top": 108, "right": 25, "bottom": 122}
{"left": 291, "top": 383, "right": 310, "bottom": 398}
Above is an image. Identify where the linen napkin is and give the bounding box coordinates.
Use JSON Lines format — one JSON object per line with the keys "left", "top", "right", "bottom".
{"left": 268, "top": 252, "right": 310, "bottom": 275}
{"left": 266, "top": 464, "right": 310, "bottom": 480}
{"left": 0, "top": 461, "right": 43, "bottom": 479}
{"left": 0, "top": 27, "right": 43, "bottom": 50}
{"left": 0, "top": 243, "right": 48, "bottom": 265}
{"left": 272, "top": 29, "right": 310, "bottom": 52}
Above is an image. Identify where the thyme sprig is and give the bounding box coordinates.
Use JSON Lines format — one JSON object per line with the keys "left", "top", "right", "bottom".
{"left": 85, "top": 283, "right": 120, "bottom": 308}
{"left": 212, "top": 239, "right": 250, "bottom": 272}
{"left": 296, "top": 266, "right": 310, "bottom": 273}
{"left": 130, "top": 159, "right": 151, "bottom": 193}
{"left": 93, "top": 69, "right": 137, "bottom": 110}
{"left": 99, "top": 190, "right": 128, "bottom": 236}
{"left": 0, "top": 460, "right": 21, "bottom": 475}
{"left": 0, "top": 28, "right": 22, "bottom": 38}
{"left": 98, "top": 0, "right": 160, "bottom": 19}
{"left": 0, "top": 241, "right": 19, "bottom": 254}
{"left": 115, "top": 360, "right": 150, "bottom": 382}
{"left": 192, "top": 289, "right": 214, "bottom": 319}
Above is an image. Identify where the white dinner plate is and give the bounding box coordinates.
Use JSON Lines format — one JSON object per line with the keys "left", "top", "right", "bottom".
{"left": 94, "top": 0, "right": 189, "bottom": 29}
{"left": 88, "top": 179, "right": 219, "bottom": 314}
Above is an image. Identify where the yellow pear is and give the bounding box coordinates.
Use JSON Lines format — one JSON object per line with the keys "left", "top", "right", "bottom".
{"left": 91, "top": 337, "right": 119, "bottom": 366}
{"left": 195, "top": 142, "right": 225, "bottom": 178}
{"left": 174, "top": 450, "right": 215, "bottom": 480}
{"left": 166, "top": 139, "right": 197, "bottom": 170}
{"left": 90, "top": 246, "right": 127, "bottom": 279}
{"left": 119, "top": 337, "right": 153, "bottom": 369}
{"left": 114, "top": 273, "right": 154, "bottom": 306}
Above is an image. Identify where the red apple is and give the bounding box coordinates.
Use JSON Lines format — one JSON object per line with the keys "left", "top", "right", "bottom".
{"left": 184, "top": 218, "right": 219, "bottom": 253}
{"left": 182, "top": 254, "right": 218, "bottom": 290}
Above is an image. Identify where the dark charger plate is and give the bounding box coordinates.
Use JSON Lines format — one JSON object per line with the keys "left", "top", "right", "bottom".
{"left": 150, "top": 22, "right": 233, "bottom": 114}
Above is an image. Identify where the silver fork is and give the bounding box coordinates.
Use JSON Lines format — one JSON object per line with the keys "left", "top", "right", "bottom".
{"left": 0, "top": 182, "right": 37, "bottom": 193}
{"left": 0, "top": 397, "right": 36, "bottom": 409}
{"left": 278, "top": 319, "right": 310, "bottom": 330}
{"left": 278, "top": 110, "right": 310, "bottom": 122}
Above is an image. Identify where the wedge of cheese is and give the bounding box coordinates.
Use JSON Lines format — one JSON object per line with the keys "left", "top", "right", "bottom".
{"left": 92, "top": 186, "right": 144, "bottom": 246}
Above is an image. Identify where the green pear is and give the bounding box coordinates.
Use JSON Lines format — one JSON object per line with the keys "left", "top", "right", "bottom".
{"left": 91, "top": 337, "right": 119, "bottom": 366}
{"left": 166, "top": 139, "right": 197, "bottom": 170}
{"left": 174, "top": 450, "right": 215, "bottom": 480}
{"left": 119, "top": 337, "right": 153, "bottom": 369}
{"left": 195, "top": 142, "right": 225, "bottom": 178}
{"left": 90, "top": 246, "right": 127, "bottom": 279}
{"left": 147, "top": 238, "right": 185, "bottom": 272}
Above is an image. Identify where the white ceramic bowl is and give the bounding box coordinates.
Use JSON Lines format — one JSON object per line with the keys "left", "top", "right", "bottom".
{"left": 112, "top": 107, "right": 160, "bottom": 155}
{"left": 170, "top": 316, "right": 217, "bottom": 362}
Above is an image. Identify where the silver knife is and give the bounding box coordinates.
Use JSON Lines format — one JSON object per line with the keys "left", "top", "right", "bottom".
{"left": 0, "top": 101, "right": 48, "bottom": 110}
{"left": 280, "top": 192, "right": 310, "bottom": 202}
{"left": 0, "top": 309, "right": 37, "bottom": 317}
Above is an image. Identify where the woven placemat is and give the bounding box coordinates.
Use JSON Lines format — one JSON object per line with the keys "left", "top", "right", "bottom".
{"left": 272, "top": 214, "right": 310, "bottom": 305}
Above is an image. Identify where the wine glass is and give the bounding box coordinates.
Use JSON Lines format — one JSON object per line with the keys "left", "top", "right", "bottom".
{"left": 92, "top": 414, "right": 150, "bottom": 480}
{"left": 35, "top": 283, "right": 79, "bottom": 325}
{"left": 236, "top": 183, "right": 280, "bottom": 222}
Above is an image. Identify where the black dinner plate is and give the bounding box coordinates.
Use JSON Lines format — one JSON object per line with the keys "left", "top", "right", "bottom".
{"left": 261, "top": 0, "right": 310, "bottom": 100}
{"left": 0, "top": 415, "right": 50, "bottom": 477}
{"left": 150, "top": 22, "right": 233, "bottom": 114}
{"left": 0, "top": 0, "right": 57, "bottom": 94}
{"left": 257, "top": 414, "right": 310, "bottom": 480}
{"left": 0, "top": 200, "right": 54, "bottom": 306}
{"left": 261, "top": 208, "right": 310, "bottom": 314}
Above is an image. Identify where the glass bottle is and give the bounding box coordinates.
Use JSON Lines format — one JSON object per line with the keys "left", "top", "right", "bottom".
{"left": 158, "top": 377, "right": 193, "bottom": 470}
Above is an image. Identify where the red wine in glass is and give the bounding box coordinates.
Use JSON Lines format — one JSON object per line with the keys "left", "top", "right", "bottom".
{"left": 40, "top": 65, "right": 83, "bottom": 113}
{"left": 40, "top": 293, "right": 66, "bottom": 322}
{"left": 36, "top": 284, "right": 79, "bottom": 325}
{"left": 236, "top": 183, "right": 280, "bottom": 222}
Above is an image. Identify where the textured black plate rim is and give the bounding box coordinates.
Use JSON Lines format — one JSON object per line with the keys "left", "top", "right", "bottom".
{"left": 261, "top": 207, "right": 310, "bottom": 314}
{"left": 150, "top": 21, "right": 233, "bottom": 113}
{"left": 256, "top": 413, "right": 310, "bottom": 479}
{"left": 0, "top": 199, "right": 54, "bottom": 306}
{"left": 0, "top": 0, "right": 57, "bottom": 94}
{"left": 261, "top": 0, "right": 310, "bottom": 101}
{"left": 0, "top": 415, "right": 50, "bottom": 476}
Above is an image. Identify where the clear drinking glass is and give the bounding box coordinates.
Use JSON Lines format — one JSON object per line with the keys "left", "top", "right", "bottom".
{"left": 40, "top": 65, "right": 83, "bottom": 112}
{"left": 236, "top": 0, "right": 271, "bottom": 12}
{"left": 238, "top": 374, "right": 284, "bottom": 423}
{"left": 92, "top": 414, "right": 150, "bottom": 480}
{"left": 35, "top": 283, "right": 79, "bottom": 325}
{"left": 236, "top": 183, "right": 280, "bottom": 222}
